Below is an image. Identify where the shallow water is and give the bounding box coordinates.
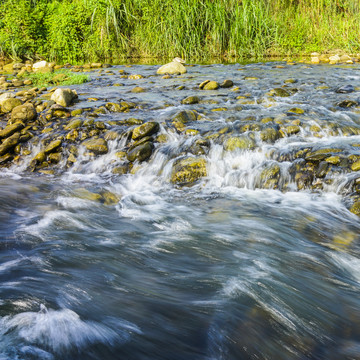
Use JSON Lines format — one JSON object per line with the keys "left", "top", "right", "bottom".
{"left": 1, "top": 62, "right": 360, "bottom": 359}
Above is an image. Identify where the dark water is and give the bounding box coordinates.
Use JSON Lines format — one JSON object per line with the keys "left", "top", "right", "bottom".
{"left": 0, "top": 62, "right": 360, "bottom": 359}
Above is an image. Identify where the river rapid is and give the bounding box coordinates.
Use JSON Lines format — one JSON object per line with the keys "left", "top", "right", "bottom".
{"left": 0, "top": 62, "right": 360, "bottom": 359}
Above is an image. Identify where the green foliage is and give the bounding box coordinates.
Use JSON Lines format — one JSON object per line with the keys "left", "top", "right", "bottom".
{"left": 19, "top": 69, "right": 89, "bottom": 87}
{"left": 0, "top": 0, "right": 359, "bottom": 61}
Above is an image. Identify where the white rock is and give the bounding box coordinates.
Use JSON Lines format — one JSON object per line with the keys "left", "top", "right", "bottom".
{"left": 51, "top": 88, "right": 78, "bottom": 107}
{"left": 33, "top": 61, "right": 51, "bottom": 72}
{"left": 157, "top": 58, "right": 187, "bottom": 75}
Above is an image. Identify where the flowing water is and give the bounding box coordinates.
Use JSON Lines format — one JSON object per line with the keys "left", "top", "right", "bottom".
{"left": 1, "top": 62, "right": 360, "bottom": 359}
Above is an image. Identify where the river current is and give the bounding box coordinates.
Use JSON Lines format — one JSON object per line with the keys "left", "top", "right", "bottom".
{"left": 0, "top": 62, "right": 360, "bottom": 359}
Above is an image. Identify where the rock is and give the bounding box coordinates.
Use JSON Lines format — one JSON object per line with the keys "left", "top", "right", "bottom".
{"left": 65, "top": 119, "right": 83, "bottom": 130}
{"left": 220, "top": 79, "right": 234, "bottom": 88}
{"left": 181, "top": 96, "right": 199, "bottom": 105}
{"left": 287, "top": 107, "right": 304, "bottom": 114}
{"left": 337, "top": 100, "right": 358, "bottom": 108}
{"left": 32, "top": 151, "right": 46, "bottom": 164}
{"left": 0, "top": 123, "right": 24, "bottom": 139}
{"left": 172, "top": 110, "right": 197, "bottom": 123}
{"left": 0, "top": 92, "right": 15, "bottom": 106}
{"left": 336, "top": 84, "right": 355, "bottom": 93}
{"left": 1, "top": 98, "right": 22, "bottom": 113}
{"left": 157, "top": 58, "right": 186, "bottom": 75}
{"left": 51, "top": 88, "right": 78, "bottom": 107}
{"left": 32, "top": 61, "right": 50, "bottom": 71}
{"left": 0, "top": 132, "right": 20, "bottom": 155}
{"left": 82, "top": 137, "right": 108, "bottom": 154}
{"left": 311, "top": 57, "right": 320, "bottom": 64}
{"left": 44, "top": 139, "right": 62, "bottom": 154}
{"left": 199, "top": 80, "right": 219, "bottom": 90}
{"left": 351, "top": 160, "right": 360, "bottom": 171}
{"left": 224, "top": 135, "right": 256, "bottom": 151}
{"left": 112, "top": 164, "right": 129, "bottom": 175}
{"left": 260, "top": 164, "right": 281, "bottom": 189}
{"left": 132, "top": 121, "right": 160, "bottom": 140}
{"left": 127, "top": 141, "right": 154, "bottom": 162}
{"left": 350, "top": 201, "right": 360, "bottom": 215}
{"left": 10, "top": 103, "right": 37, "bottom": 124}
{"left": 171, "top": 157, "right": 207, "bottom": 185}
{"left": 329, "top": 54, "right": 340, "bottom": 64}
{"left": 270, "top": 88, "right": 291, "bottom": 97}
{"left": 305, "top": 148, "right": 342, "bottom": 161}
{"left": 2, "top": 63, "right": 14, "bottom": 73}
{"left": 128, "top": 74, "right": 145, "bottom": 79}
{"left": 73, "top": 188, "right": 102, "bottom": 202}
{"left": 131, "top": 86, "right": 145, "bottom": 93}
{"left": 260, "top": 127, "right": 281, "bottom": 143}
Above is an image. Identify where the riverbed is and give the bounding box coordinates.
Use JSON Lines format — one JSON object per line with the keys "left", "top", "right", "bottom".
{"left": 0, "top": 61, "right": 360, "bottom": 360}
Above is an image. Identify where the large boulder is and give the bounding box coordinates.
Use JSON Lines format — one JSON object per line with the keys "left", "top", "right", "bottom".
{"left": 157, "top": 58, "right": 187, "bottom": 75}
{"left": 51, "top": 88, "right": 78, "bottom": 107}
{"left": 171, "top": 157, "right": 207, "bottom": 185}
{"left": 10, "top": 103, "right": 37, "bottom": 124}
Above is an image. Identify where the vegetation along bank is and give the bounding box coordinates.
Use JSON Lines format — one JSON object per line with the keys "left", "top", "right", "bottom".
{"left": 0, "top": 0, "right": 359, "bottom": 62}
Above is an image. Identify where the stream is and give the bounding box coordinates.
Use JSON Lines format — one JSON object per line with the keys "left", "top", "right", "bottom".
{"left": 0, "top": 61, "right": 360, "bottom": 359}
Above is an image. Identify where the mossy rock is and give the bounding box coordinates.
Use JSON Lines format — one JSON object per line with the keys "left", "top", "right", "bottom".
{"left": 0, "top": 132, "right": 20, "bottom": 155}
{"left": 259, "top": 164, "right": 281, "bottom": 189}
{"left": 270, "top": 88, "right": 291, "bottom": 97}
{"left": 224, "top": 136, "right": 256, "bottom": 151}
{"left": 199, "top": 80, "right": 219, "bottom": 90}
{"left": 73, "top": 188, "right": 102, "bottom": 202}
{"left": 305, "top": 148, "right": 342, "bottom": 161}
{"left": 287, "top": 108, "right": 304, "bottom": 115}
{"left": 171, "top": 157, "right": 207, "bottom": 185}
{"left": 44, "top": 139, "right": 62, "bottom": 154}
{"left": 65, "top": 119, "right": 83, "bottom": 130}
{"left": 101, "top": 191, "right": 121, "bottom": 205}
{"left": 127, "top": 141, "right": 154, "bottom": 162}
{"left": 132, "top": 121, "right": 160, "bottom": 140}
{"left": 112, "top": 164, "right": 129, "bottom": 175}
{"left": 172, "top": 110, "right": 197, "bottom": 123}
{"left": 260, "top": 127, "right": 281, "bottom": 143}
{"left": 10, "top": 103, "right": 37, "bottom": 124}
{"left": 82, "top": 137, "right": 108, "bottom": 154}
{"left": 337, "top": 100, "right": 358, "bottom": 108}
{"left": 220, "top": 79, "right": 234, "bottom": 88}
{"left": 181, "top": 96, "right": 200, "bottom": 105}
{"left": 131, "top": 86, "right": 146, "bottom": 93}
{"left": 1, "top": 98, "right": 23, "bottom": 113}
{"left": 0, "top": 122, "right": 24, "bottom": 139}
{"left": 351, "top": 160, "right": 360, "bottom": 171}
{"left": 350, "top": 201, "right": 360, "bottom": 216}
{"left": 282, "top": 125, "right": 301, "bottom": 136}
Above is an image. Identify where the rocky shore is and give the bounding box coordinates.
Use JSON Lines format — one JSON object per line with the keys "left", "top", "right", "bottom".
{"left": 1, "top": 58, "right": 360, "bottom": 215}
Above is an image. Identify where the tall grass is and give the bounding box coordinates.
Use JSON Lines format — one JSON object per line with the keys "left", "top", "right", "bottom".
{"left": 0, "top": 0, "right": 359, "bottom": 62}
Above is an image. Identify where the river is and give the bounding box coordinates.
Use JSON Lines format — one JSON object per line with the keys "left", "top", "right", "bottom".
{"left": 0, "top": 61, "right": 360, "bottom": 359}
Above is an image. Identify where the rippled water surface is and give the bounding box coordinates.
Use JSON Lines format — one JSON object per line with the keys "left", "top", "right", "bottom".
{"left": 1, "top": 62, "right": 360, "bottom": 359}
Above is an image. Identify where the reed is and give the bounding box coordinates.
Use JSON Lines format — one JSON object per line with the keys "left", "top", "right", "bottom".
{"left": 0, "top": 0, "right": 359, "bottom": 62}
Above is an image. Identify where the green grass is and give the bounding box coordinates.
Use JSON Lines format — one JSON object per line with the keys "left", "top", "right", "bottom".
{"left": 19, "top": 69, "right": 89, "bottom": 88}
{"left": 0, "top": 0, "right": 359, "bottom": 62}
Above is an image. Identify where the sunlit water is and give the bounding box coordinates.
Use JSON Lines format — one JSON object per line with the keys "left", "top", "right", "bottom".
{"left": 1, "top": 62, "right": 360, "bottom": 359}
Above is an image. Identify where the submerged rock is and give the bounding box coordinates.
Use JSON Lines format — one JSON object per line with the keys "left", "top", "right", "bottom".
{"left": 127, "top": 142, "right": 154, "bottom": 162}
{"left": 157, "top": 58, "right": 187, "bottom": 75}
{"left": 171, "top": 157, "right": 207, "bottom": 185}
{"left": 224, "top": 136, "right": 256, "bottom": 151}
